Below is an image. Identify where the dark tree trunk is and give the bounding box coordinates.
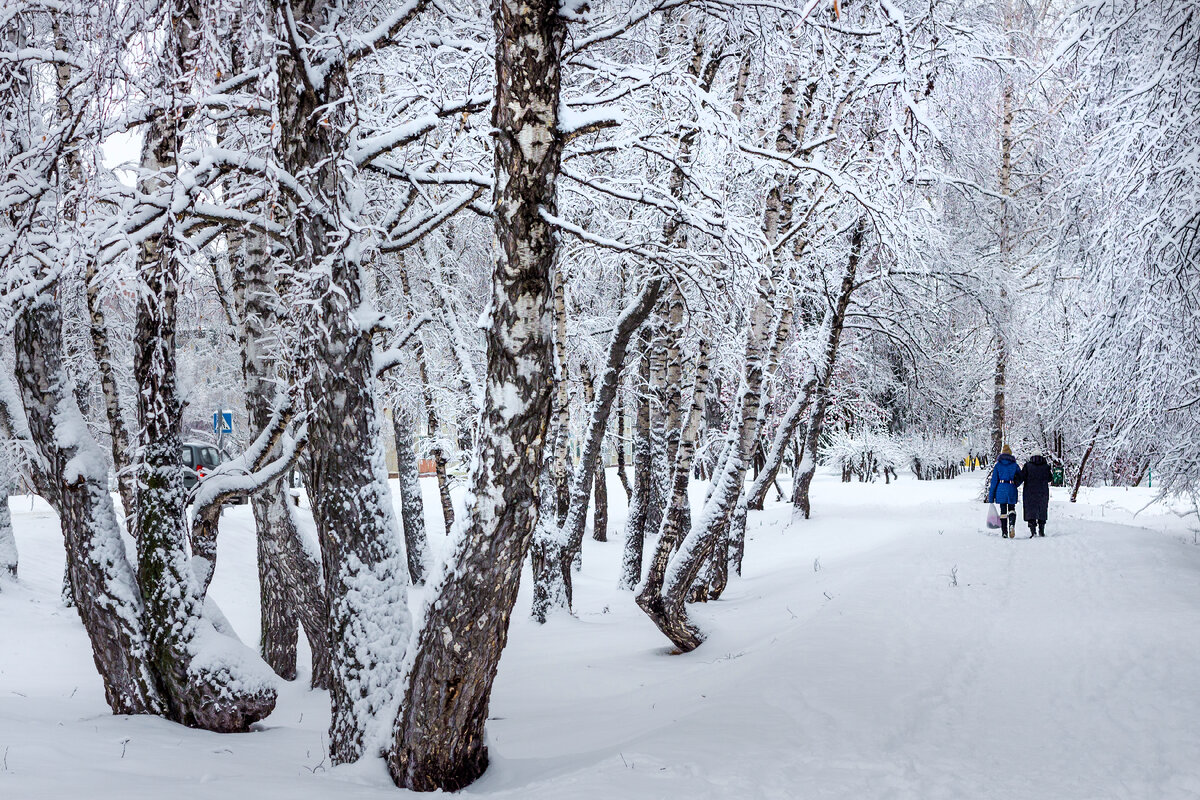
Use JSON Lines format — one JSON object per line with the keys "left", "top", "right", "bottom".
{"left": 615, "top": 391, "right": 633, "bottom": 501}
{"left": 273, "top": 0, "right": 411, "bottom": 761}
{"left": 386, "top": 0, "right": 565, "bottom": 790}
{"left": 794, "top": 221, "right": 867, "bottom": 519}
{"left": 581, "top": 365, "right": 607, "bottom": 543}
{"left": 12, "top": 301, "right": 165, "bottom": 716}
{"left": 132, "top": 66, "right": 276, "bottom": 730}
{"left": 593, "top": 457, "right": 608, "bottom": 542}
{"left": 1071, "top": 427, "right": 1101, "bottom": 504}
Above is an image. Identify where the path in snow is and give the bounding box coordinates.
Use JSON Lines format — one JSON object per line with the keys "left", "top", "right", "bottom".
{"left": 1, "top": 472, "right": 1199, "bottom": 799}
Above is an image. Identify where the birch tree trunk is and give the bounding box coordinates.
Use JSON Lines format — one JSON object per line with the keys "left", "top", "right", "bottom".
{"left": 992, "top": 80, "right": 1015, "bottom": 459}
{"left": 636, "top": 341, "right": 710, "bottom": 612}
{"left": 272, "top": 0, "right": 411, "bottom": 761}
{"left": 531, "top": 279, "right": 662, "bottom": 619}
{"left": 793, "top": 221, "right": 867, "bottom": 519}
{"left": 226, "top": 230, "right": 332, "bottom": 689}
{"left": 399, "top": 263, "right": 454, "bottom": 536}
{"left": 619, "top": 328, "right": 654, "bottom": 590}
{"left": 721, "top": 305, "right": 797, "bottom": 583}
{"left": 615, "top": 392, "right": 633, "bottom": 501}
{"left": 392, "top": 407, "right": 430, "bottom": 584}
{"left": 132, "top": 27, "right": 277, "bottom": 727}
{"left": 639, "top": 275, "right": 774, "bottom": 652}
{"left": 12, "top": 301, "right": 165, "bottom": 716}
{"left": 386, "top": 0, "right": 564, "bottom": 789}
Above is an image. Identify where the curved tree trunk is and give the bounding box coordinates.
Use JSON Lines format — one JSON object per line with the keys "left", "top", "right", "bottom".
{"left": 11, "top": 304, "right": 165, "bottom": 716}
{"left": 531, "top": 279, "right": 662, "bottom": 619}
{"left": 793, "top": 221, "right": 867, "bottom": 519}
{"left": 615, "top": 392, "right": 633, "bottom": 501}
{"left": 637, "top": 341, "right": 710, "bottom": 615}
{"left": 386, "top": 1, "right": 565, "bottom": 790}
{"left": 639, "top": 275, "right": 774, "bottom": 652}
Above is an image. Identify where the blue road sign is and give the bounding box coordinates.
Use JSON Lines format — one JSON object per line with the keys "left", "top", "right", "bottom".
{"left": 213, "top": 410, "right": 233, "bottom": 435}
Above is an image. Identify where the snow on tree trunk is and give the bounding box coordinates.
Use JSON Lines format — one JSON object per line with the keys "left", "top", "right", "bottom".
{"left": 224, "top": 226, "right": 332, "bottom": 689}
{"left": 639, "top": 274, "right": 774, "bottom": 652}
{"left": 636, "top": 340, "right": 710, "bottom": 615}
{"left": 723, "top": 305, "right": 797, "bottom": 583}
{"left": 583, "top": 365, "right": 609, "bottom": 543}
{"left": 991, "top": 80, "right": 1015, "bottom": 459}
{"left": 271, "top": 0, "right": 413, "bottom": 760}
{"left": 615, "top": 391, "right": 633, "bottom": 501}
{"left": 252, "top": 480, "right": 331, "bottom": 689}
{"left": 85, "top": 256, "right": 137, "bottom": 527}
{"left": 401, "top": 252, "right": 456, "bottom": 537}
{"left": 392, "top": 407, "right": 431, "bottom": 584}
{"left": 794, "top": 221, "right": 867, "bottom": 519}
{"left": 746, "top": 365, "right": 816, "bottom": 512}
{"left": 619, "top": 328, "right": 654, "bottom": 590}
{"left": 132, "top": 59, "right": 277, "bottom": 730}
{"left": 532, "top": 279, "right": 661, "bottom": 620}
{"left": 12, "top": 296, "right": 165, "bottom": 716}
{"left": 386, "top": 0, "right": 564, "bottom": 788}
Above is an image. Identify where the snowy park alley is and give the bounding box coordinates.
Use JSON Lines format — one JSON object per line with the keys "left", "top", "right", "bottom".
{"left": 3, "top": 470, "right": 1198, "bottom": 799}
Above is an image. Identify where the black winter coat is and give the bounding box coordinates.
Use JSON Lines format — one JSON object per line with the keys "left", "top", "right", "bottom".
{"left": 1022, "top": 454, "right": 1052, "bottom": 521}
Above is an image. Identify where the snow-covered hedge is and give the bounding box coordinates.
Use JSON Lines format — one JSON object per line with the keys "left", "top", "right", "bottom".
{"left": 823, "top": 429, "right": 963, "bottom": 482}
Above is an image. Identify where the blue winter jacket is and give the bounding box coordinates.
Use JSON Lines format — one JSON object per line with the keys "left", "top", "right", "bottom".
{"left": 987, "top": 453, "right": 1023, "bottom": 504}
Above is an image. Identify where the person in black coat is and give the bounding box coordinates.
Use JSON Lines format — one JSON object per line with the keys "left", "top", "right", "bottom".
{"left": 1021, "top": 454, "right": 1053, "bottom": 537}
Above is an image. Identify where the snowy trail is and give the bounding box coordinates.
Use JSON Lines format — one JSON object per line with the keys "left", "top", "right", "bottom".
{"left": 3, "top": 473, "right": 1200, "bottom": 798}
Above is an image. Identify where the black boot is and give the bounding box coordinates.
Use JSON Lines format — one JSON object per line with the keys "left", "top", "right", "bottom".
{"left": 1029, "top": 525, "right": 1037, "bottom": 538}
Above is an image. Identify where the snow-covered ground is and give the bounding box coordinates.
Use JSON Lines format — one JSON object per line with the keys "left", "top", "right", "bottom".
{"left": 3, "top": 470, "right": 1200, "bottom": 799}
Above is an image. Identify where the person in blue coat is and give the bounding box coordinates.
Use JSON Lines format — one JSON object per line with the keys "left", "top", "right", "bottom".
{"left": 987, "top": 445, "right": 1024, "bottom": 538}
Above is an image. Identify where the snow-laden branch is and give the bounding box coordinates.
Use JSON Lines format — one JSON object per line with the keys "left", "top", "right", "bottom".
{"left": 374, "top": 313, "right": 433, "bottom": 377}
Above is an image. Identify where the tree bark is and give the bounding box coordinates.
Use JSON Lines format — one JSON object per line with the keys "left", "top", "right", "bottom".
{"left": 132, "top": 33, "right": 276, "bottom": 729}
{"left": 392, "top": 407, "right": 431, "bottom": 584}
{"left": 386, "top": 0, "right": 564, "bottom": 789}
{"left": 398, "top": 261, "right": 455, "bottom": 536}
{"left": 1071, "top": 427, "right": 1101, "bottom": 503}
{"left": 619, "top": 328, "right": 654, "bottom": 590}
{"left": 272, "top": 0, "right": 411, "bottom": 761}
{"left": 793, "top": 221, "right": 867, "bottom": 519}
{"left": 636, "top": 341, "right": 710, "bottom": 614}
{"left": 531, "top": 279, "right": 662, "bottom": 619}
{"left": 615, "top": 391, "right": 633, "bottom": 500}
{"left": 639, "top": 274, "right": 774, "bottom": 652}
{"left": 13, "top": 300, "right": 165, "bottom": 716}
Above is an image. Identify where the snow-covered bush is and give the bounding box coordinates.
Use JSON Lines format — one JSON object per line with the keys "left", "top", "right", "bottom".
{"left": 823, "top": 428, "right": 907, "bottom": 483}
{"left": 906, "top": 434, "right": 964, "bottom": 481}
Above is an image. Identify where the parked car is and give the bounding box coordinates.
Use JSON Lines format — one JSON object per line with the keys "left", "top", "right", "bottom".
{"left": 182, "top": 441, "right": 247, "bottom": 504}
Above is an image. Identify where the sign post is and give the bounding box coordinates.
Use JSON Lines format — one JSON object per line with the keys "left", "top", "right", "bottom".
{"left": 213, "top": 410, "right": 233, "bottom": 457}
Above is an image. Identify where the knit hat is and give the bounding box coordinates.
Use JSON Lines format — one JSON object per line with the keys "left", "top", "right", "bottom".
{"left": 1001, "top": 444, "right": 1012, "bottom": 455}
